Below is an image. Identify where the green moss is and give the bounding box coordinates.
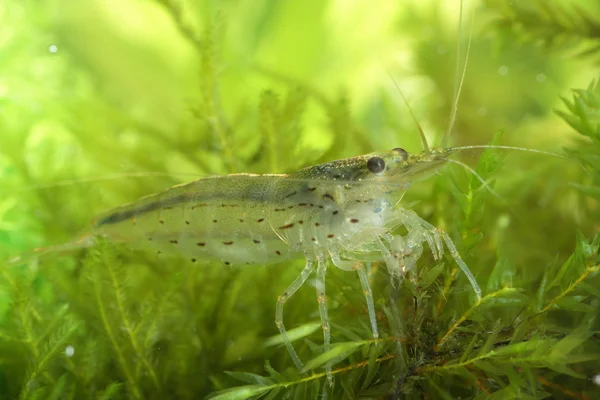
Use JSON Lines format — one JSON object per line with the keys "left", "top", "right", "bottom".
{"left": 1, "top": 0, "right": 599, "bottom": 398}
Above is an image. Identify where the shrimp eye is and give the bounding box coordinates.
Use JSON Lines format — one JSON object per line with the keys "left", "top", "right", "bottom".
{"left": 392, "top": 147, "right": 408, "bottom": 161}
{"left": 367, "top": 157, "right": 386, "bottom": 173}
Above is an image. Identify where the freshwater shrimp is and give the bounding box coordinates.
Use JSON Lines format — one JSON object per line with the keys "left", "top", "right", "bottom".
{"left": 6, "top": 142, "right": 490, "bottom": 381}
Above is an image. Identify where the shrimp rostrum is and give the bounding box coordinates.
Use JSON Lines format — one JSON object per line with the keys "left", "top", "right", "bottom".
{"left": 77, "top": 144, "right": 481, "bottom": 374}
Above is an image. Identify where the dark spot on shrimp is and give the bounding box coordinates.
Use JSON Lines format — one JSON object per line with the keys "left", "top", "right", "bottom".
{"left": 308, "top": 187, "right": 317, "bottom": 191}
{"left": 185, "top": 221, "right": 190, "bottom": 225}
{"left": 288, "top": 205, "right": 294, "bottom": 209}
{"left": 157, "top": 250, "right": 162, "bottom": 255}
{"left": 298, "top": 203, "right": 308, "bottom": 206}
{"left": 285, "top": 191, "right": 297, "bottom": 198}
{"left": 213, "top": 219, "right": 218, "bottom": 223}
{"left": 298, "top": 220, "right": 304, "bottom": 224}
{"left": 170, "top": 240, "right": 178, "bottom": 244}
{"left": 223, "top": 241, "right": 233, "bottom": 245}
{"left": 148, "top": 237, "right": 153, "bottom": 241}
{"left": 311, "top": 237, "right": 316, "bottom": 242}
{"left": 191, "top": 258, "right": 197, "bottom": 263}
{"left": 350, "top": 218, "right": 359, "bottom": 223}
{"left": 197, "top": 242, "right": 205, "bottom": 247}
{"left": 159, "top": 220, "right": 164, "bottom": 224}
{"left": 239, "top": 219, "right": 244, "bottom": 223}
{"left": 253, "top": 239, "right": 261, "bottom": 244}
{"left": 279, "top": 223, "right": 294, "bottom": 230}
{"left": 191, "top": 203, "right": 208, "bottom": 209}
{"left": 224, "top": 261, "right": 231, "bottom": 266}
{"left": 275, "top": 250, "right": 281, "bottom": 256}
{"left": 318, "top": 205, "right": 324, "bottom": 209}
{"left": 327, "top": 234, "right": 335, "bottom": 238}
{"left": 332, "top": 210, "right": 339, "bottom": 215}
{"left": 274, "top": 208, "right": 286, "bottom": 212}
{"left": 257, "top": 218, "right": 265, "bottom": 223}
{"left": 322, "top": 193, "right": 335, "bottom": 201}
{"left": 315, "top": 222, "right": 321, "bottom": 227}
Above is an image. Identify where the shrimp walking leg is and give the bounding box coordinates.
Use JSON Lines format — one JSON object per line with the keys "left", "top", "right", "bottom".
{"left": 438, "top": 229, "right": 482, "bottom": 300}
{"left": 395, "top": 209, "right": 482, "bottom": 300}
{"left": 330, "top": 254, "right": 379, "bottom": 340}
{"left": 356, "top": 263, "right": 379, "bottom": 339}
{"left": 276, "top": 258, "right": 315, "bottom": 370}
{"left": 315, "top": 255, "right": 333, "bottom": 386}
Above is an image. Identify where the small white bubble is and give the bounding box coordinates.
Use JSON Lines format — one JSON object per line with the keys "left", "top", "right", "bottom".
{"left": 437, "top": 45, "right": 447, "bottom": 55}
{"left": 65, "top": 345, "right": 75, "bottom": 357}
{"left": 48, "top": 44, "right": 58, "bottom": 54}
{"left": 594, "top": 374, "right": 600, "bottom": 386}
{"left": 536, "top": 73, "right": 547, "bottom": 83}
{"left": 498, "top": 65, "right": 508, "bottom": 76}
{"left": 477, "top": 107, "right": 487, "bottom": 116}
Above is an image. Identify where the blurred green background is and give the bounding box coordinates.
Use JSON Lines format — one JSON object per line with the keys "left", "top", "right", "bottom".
{"left": 0, "top": 0, "right": 599, "bottom": 398}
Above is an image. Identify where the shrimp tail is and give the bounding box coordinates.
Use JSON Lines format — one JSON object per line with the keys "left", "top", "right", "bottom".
{"left": 3, "top": 234, "right": 96, "bottom": 267}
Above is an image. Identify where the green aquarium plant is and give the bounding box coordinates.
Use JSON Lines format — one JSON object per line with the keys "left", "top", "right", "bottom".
{"left": 0, "top": 0, "right": 599, "bottom": 399}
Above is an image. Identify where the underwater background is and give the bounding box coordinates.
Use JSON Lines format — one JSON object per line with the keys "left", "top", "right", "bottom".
{"left": 0, "top": 0, "right": 599, "bottom": 398}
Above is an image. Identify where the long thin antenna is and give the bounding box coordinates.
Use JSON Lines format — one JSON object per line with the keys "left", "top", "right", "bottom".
{"left": 448, "top": 145, "right": 570, "bottom": 160}
{"left": 445, "top": 158, "right": 504, "bottom": 201}
{"left": 442, "top": 0, "right": 473, "bottom": 147}
{"left": 388, "top": 72, "right": 430, "bottom": 154}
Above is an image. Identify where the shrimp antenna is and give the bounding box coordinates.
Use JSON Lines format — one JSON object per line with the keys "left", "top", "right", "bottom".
{"left": 449, "top": 144, "right": 591, "bottom": 176}
{"left": 445, "top": 158, "right": 505, "bottom": 202}
{"left": 442, "top": 0, "right": 473, "bottom": 147}
{"left": 388, "top": 72, "right": 430, "bottom": 154}
{"left": 449, "top": 145, "right": 569, "bottom": 160}
{"left": 9, "top": 172, "right": 206, "bottom": 193}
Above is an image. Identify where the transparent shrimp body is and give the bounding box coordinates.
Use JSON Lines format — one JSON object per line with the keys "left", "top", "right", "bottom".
{"left": 10, "top": 146, "right": 480, "bottom": 384}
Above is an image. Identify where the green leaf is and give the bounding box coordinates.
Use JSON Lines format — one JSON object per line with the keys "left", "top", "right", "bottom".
{"left": 420, "top": 262, "right": 445, "bottom": 289}
{"left": 206, "top": 385, "right": 273, "bottom": 400}
{"left": 554, "top": 296, "right": 595, "bottom": 312}
{"left": 301, "top": 341, "right": 364, "bottom": 373}
{"left": 263, "top": 322, "right": 321, "bottom": 347}
{"left": 569, "top": 182, "right": 600, "bottom": 200}
{"left": 486, "top": 253, "right": 516, "bottom": 293}
{"left": 224, "top": 371, "right": 274, "bottom": 386}
{"left": 549, "top": 325, "right": 594, "bottom": 361}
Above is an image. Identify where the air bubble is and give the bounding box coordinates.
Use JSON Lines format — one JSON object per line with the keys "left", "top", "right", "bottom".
{"left": 65, "top": 345, "right": 75, "bottom": 357}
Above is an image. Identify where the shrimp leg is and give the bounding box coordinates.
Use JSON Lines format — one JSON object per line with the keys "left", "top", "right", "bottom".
{"left": 275, "top": 257, "right": 315, "bottom": 370}
{"left": 395, "top": 209, "right": 482, "bottom": 300}
{"left": 330, "top": 253, "right": 379, "bottom": 340}
{"left": 315, "top": 254, "right": 333, "bottom": 386}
